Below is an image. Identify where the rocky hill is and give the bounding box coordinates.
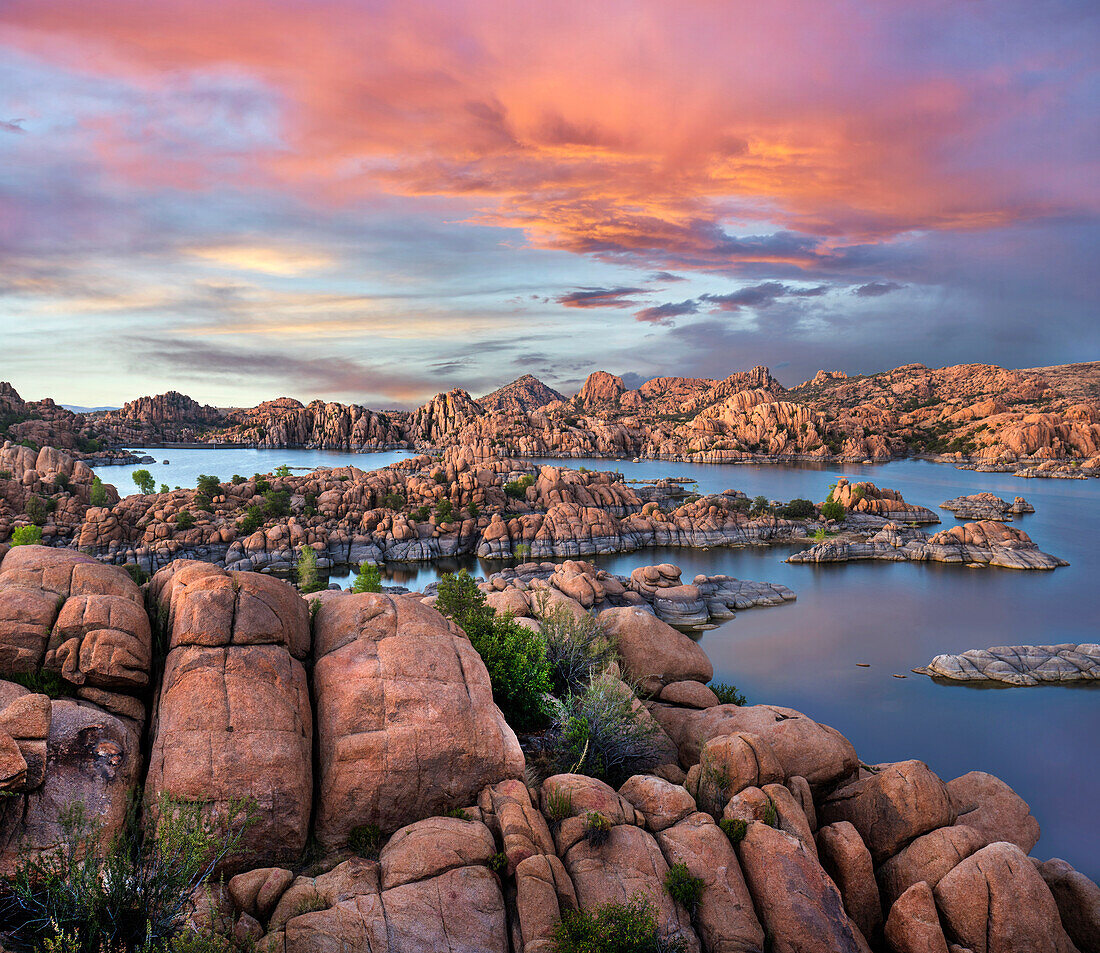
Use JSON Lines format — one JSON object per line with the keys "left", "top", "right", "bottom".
{"left": 479, "top": 374, "right": 565, "bottom": 415}
{"left": 6, "top": 358, "right": 1100, "bottom": 467}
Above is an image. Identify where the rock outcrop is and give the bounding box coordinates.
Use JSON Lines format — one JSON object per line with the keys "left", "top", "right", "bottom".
{"left": 919, "top": 643, "right": 1099, "bottom": 685}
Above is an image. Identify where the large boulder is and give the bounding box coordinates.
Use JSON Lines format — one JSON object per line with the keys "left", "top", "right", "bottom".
{"left": 946, "top": 771, "right": 1040, "bottom": 853}
{"left": 312, "top": 592, "right": 523, "bottom": 847}
{"left": 649, "top": 703, "right": 858, "bottom": 790}
{"left": 0, "top": 693, "right": 142, "bottom": 875}
{"left": 877, "top": 824, "right": 987, "bottom": 908}
{"left": 685, "top": 732, "right": 783, "bottom": 812}
{"left": 618, "top": 774, "right": 697, "bottom": 833}
{"left": 145, "top": 566, "right": 312, "bottom": 871}
{"left": 597, "top": 606, "right": 712, "bottom": 693}
{"left": 816, "top": 821, "right": 882, "bottom": 945}
{"left": 933, "top": 842, "right": 1078, "bottom": 953}
{"left": 379, "top": 816, "right": 497, "bottom": 890}
{"left": 656, "top": 812, "right": 764, "bottom": 953}
{"left": 735, "top": 821, "right": 869, "bottom": 953}
{"left": 1034, "top": 857, "right": 1100, "bottom": 953}
{"left": 514, "top": 853, "right": 578, "bottom": 953}
{"left": 883, "top": 881, "right": 949, "bottom": 953}
{"left": 820, "top": 761, "right": 956, "bottom": 864}
{"left": 564, "top": 822, "right": 700, "bottom": 953}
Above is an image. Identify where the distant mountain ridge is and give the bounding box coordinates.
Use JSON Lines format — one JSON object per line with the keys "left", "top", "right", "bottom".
{"left": 4, "top": 360, "right": 1100, "bottom": 466}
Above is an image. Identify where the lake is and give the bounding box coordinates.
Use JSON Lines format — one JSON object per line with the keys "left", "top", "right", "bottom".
{"left": 95, "top": 450, "right": 1100, "bottom": 878}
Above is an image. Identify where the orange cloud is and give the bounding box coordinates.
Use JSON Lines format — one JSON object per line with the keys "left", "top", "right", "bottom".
{"left": 2, "top": 0, "right": 1093, "bottom": 274}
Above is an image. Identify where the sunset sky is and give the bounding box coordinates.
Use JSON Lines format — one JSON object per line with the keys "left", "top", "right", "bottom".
{"left": 1, "top": 0, "right": 1097, "bottom": 408}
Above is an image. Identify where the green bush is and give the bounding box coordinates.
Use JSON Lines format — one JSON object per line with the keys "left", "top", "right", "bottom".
{"left": 8, "top": 669, "right": 76, "bottom": 699}
{"left": 174, "top": 510, "right": 195, "bottom": 531}
{"left": 435, "top": 499, "right": 454, "bottom": 522}
{"left": 296, "top": 545, "right": 324, "bottom": 594}
{"left": 195, "top": 475, "right": 221, "bottom": 496}
{"left": 432, "top": 470, "right": 447, "bottom": 484}
{"left": 583, "top": 811, "right": 611, "bottom": 847}
{"left": 290, "top": 888, "right": 329, "bottom": 918}
{"left": 352, "top": 562, "right": 382, "bottom": 594}
{"left": 663, "top": 862, "right": 703, "bottom": 910}
{"left": 819, "top": 500, "right": 845, "bottom": 522}
{"left": 123, "top": 564, "right": 148, "bottom": 587}
{"left": 487, "top": 852, "right": 508, "bottom": 874}
{"left": 777, "top": 498, "right": 815, "bottom": 519}
{"left": 548, "top": 676, "right": 660, "bottom": 786}
{"left": 504, "top": 474, "right": 535, "bottom": 499}
{"left": 273, "top": 465, "right": 291, "bottom": 478}
{"left": 708, "top": 682, "right": 747, "bottom": 706}
{"left": 537, "top": 600, "right": 615, "bottom": 695}
{"left": 159, "top": 484, "right": 169, "bottom": 495}
{"left": 552, "top": 895, "right": 686, "bottom": 953}
{"left": 253, "top": 475, "right": 271, "bottom": 493}
{"left": 347, "top": 823, "right": 383, "bottom": 859}
{"left": 718, "top": 818, "right": 747, "bottom": 844}
{"left": 435, "top": 571, "right": 552, "bottom": 730}
{"left": 381, "top": 491, "right": 404, "bottom": 510}
{"left": 25, "top": 495, "right": 53, "bottom": 526}
{"left": 749, "top": 495, "right": 770, "bottom": 516}
{"left": 545, "top": 785, "right": 574, "bottom": 825}
{"left": 236, "top": 504, "right": 265, "bottom": 535}
{"left": 10, "top": 525, "right": 42, "bottom": 546}
{"left": 0, "top": 469, "right": 11, "bottom": 480}
{"left": 52, "top": 472, "right": 70, "bottom": 493}
{"left": 411, "top": 505, "right": 430, "bottom": 522}
{"left": 230, "top": 474, "right": 246, "bottom": 485}
{"left": 763, "top": 800, "right": 778, "bottom": 828}
{"left": 467, "top": 502, "right": 480, "bottom": 519}
{"left": 131, "top": 470, "right": 156, "bottom": 495}
{"left": 0, "top": 794, "right": 254, "bottom": 953}
{"left": 262, "top": 489, "right": 291, "bottom": 519}
{"left": 89, "top": 477, "right": 108, "bottom": 508}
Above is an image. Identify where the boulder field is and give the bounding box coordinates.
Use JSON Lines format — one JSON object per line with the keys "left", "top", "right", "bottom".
{"left": 0, "top": 544, "right": 1095, "bottom": 952}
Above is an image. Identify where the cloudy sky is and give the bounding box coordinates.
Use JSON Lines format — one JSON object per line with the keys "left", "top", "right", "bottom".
{"left": 1, "top": 0, "right": 1097, "bottom": 408}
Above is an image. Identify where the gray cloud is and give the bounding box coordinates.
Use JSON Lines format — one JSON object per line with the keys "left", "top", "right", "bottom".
{"left": 635, "top": 299, "right": 699, "bottom": 325}
{"left": 854, "top": 281, "right": 904, "bottom": 297}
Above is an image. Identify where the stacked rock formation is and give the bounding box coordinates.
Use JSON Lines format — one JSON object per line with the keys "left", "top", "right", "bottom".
{"left": 829, "top": 478, "right": 941, "bottom": 524}
{"left": 940, "top": 492, "right": 1035, "bottom": 520}
{"left": 0, "top": 545, "right": 1094, "bottom": 952}
{"left": 919, "top": 643, "right": 1100, "bottom": 685}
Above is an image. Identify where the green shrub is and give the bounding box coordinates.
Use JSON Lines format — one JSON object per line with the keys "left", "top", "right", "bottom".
{"left": 0, "top": 469, "right": 11, "bottom": 480}
{"left": 89, "top": 477, "right": 108, "bottom": 508}
{"left": 296, "top": 545, "right": 324, "bottom": 594}
{"left": 432, "top": 470, "right": 447, "bottom": 484}
{"left": 174, "top": 510, "right": 195, "bottom": 530}
{"left": 504, "top": 474, "right": 535, "bottom": 499}
{"left": 435, "top": 571, "right": 552, "bottom": 730}
{"left": 352, "top": 562, "right": 383, "bottom": 594}
{"left": 468, "top": 502, "right": 480, "bottom": 519}
{"left": 545, "top": 785, "right": 573, "bottom": 825}
{"left": 763, "top": 800, "right": 778, "bottom": 828}
{"left": 25, "top": 495, "right": 52, "bottom": 526}
{"left": 442, "top": 807, "right": 471, "bottom": 821}
{"left": 487, "top": 852, "right": 508, "bottom": 874}
{"left": 583, "top": 811, "right": 611, "bottom": 847}
{"left": 236, "top": 504, "right": 265, "bottom": 535}
{"left": 123, "top": 564, "right": 148, "bottom": 587}
{"left": 253, "top": 474, "right": 271, "bottom": 493}
{"left": 195, "top": 475, "right": 221, "bottom": 496}
{"left": 262, "top": 489, "right": 291, "bottom": 519}
{"left": 10, "top": 525, "right": 42, "bottom": 546}
{"left": 552, "top": 895, "right": 686, "bottom": 953}
{"left": 513, "top": 543, "right": 532, "bottom": 559}
{"left": 435, "top": 498, "right": 454, "bottom": 522}
{"left": 663, "top": 863, "right": 703, "bottom": 910}
{"left": 749, "top": 495, "right": 770, "bottom": 517}
{"left": 347, "top": 823, "right": 383, "bottom": 859}
{"left": 777, "top": 498, "right": 815, "bottom": 519}
{"left": 290, "top": 888, "right": 329, "bottom": 918}
{"left": 381, "top": 491, "right": 404, "bottom": 510}
{"left": 159, "top": 484, "right": 169, "bottom": 495}
{"left": 819, "top": 500, "right": 845, "bottom": 522}
{"left": 708, "top": 682, "right": 747, "bottom": 707}
{"left": 8, "top": 670, "right": 76, "bottom": 699}
{"left": 719, "top": 818, "right": 747, "bottom": 844}
{"left": 52, "top": 472, "right": 70, "bottom": 493}
{"left": 230, "top": 474, "right": 245, "bottom": 485}
{"left": 537, "top": 600, "right": 615, "bottom": 695}
{"left": 411, "top": 505, "right": 430, "bottom": 522}
{"left": 0, "top": 794, "right": 254, "bottom": 953}
{"left": 548, "top": 677, "right": 660, "bottom": 786}
{"left": 273, "top": 465, "right": 292, "bottom": 478}
{"left": 131, "top": 470, "right": 156, "bottom": 495}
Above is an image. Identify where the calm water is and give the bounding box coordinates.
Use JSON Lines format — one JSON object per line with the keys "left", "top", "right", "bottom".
{"left": 97, "top": 451, "right": 1100, "bottom": 877}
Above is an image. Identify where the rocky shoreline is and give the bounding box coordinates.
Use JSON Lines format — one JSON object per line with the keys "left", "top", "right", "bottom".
{"left": 0, "top": 544, "right": 1094, "bottom": 952}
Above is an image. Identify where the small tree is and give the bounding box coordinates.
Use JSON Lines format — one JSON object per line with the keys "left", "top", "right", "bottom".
{"left": 352, "top": 562, "right": 383, "bottom": 593}
{"left": 175, "top": 509, "right": 195, "bottom": 530}
{"left": 10, "top": 525, "right": 42, "bottom": 546}
{"left": 820, "top": 500, "right": 845, "bottom": 522}
{"left": 296, "top": 545, "right": 324, "bottom": 594}
{"left": 90, "top": 476, "right": 108, "bottom": 507}
{"left": 131, "top": 469, "right": 156, "bottom": 495}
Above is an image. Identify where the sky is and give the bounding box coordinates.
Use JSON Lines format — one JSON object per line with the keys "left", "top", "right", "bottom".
{"left": 0, "top": 0, "right": 1097, "bottom": 409}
